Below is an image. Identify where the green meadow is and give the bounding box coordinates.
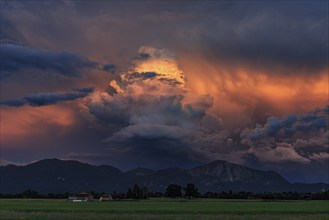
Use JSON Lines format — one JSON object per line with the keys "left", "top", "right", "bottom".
{"left": 0, "top": 198, "right": 328, "bottom": 220}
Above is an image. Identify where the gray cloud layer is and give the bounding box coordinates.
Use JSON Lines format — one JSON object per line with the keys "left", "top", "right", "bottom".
{"left": 196, "top": 1, "right": 328, "bottom": 74}
{"left": 240, "top": 107, "right": 328, "bottom": 164}
{"left": 1, "top": 1, "right": 327, "bottom": 76}
{"left": 1, "top": 87, "right": 94, "bottom": 107}
{"left": 0, "top": 42, "right": 97, "bottom": 79}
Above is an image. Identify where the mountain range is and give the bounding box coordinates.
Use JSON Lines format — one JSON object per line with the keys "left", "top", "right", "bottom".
{"left": 1, "top": 159, "right": 328, "bottom": 193}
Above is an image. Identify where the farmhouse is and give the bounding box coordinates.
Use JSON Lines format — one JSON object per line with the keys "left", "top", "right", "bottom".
{"left": 99, "top": 194, "right": 113, "bottom": 202}
{"left": 68, "top": 192, "right": 93, "bottom": 202}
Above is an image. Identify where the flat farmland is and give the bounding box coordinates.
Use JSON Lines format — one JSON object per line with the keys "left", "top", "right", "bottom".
{"left": 0, "top": 198, "right": 328, "bottom": 220}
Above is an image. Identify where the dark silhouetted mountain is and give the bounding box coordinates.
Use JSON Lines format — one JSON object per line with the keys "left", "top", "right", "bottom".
{"left": 0, "top": 159, "right": 121, "bottom": 193}
{"left": 123, "top": 167, "right": 155, "bottom": 177}
{"left": 189, "top": 160, "right": 290, "bottom": 192}
{"left": 1, "top": 158, "right": 328, "bottom": 193}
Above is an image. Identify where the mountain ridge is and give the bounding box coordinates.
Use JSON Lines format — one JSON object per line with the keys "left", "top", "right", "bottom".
{"left": 1, "top": 158, "right": 328, "bottom": 193}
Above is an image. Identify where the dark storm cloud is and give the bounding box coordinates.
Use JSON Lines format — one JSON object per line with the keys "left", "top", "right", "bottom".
{"left": 0, "top": 99, "right": 26, "bottom": 107}
{"left": 0, "top": 42, "right": 97, "bottom": 79}
{"left": 193, "top": 1, "right": 328, "bottom": 74}
{"left": 324, "top": 106, "right": 329, "bottom": 114}
{"left": 1, "top": 87, "right": 94, "bottom": 107}
{"left": 105, "top": 128, "right": 206, "bottom": 169}
{"left": 71, "top": 87, "right": 94, "bottom": 93}
{"left": 2, "top": 1, "right": 327, "bottom": 76}
{"left": 239, "top": 107, "right": 329, "bottom": 164}
{"left": 242, "top": 107, "right": 328, "bottom": 141}
{"left": 128, "top": 72, "right": 158, "bottom": 80}
{"left": 103, "top": 64, "right": 117, "bottom": 73}
{"left": 85, "top": 47, "right": 228, "bottom": 168}
{"left": 136, "top": 53, "right": 151, "bottom": 60}
{"left": 99, "top": 123, "right": 230, "bottom": 169}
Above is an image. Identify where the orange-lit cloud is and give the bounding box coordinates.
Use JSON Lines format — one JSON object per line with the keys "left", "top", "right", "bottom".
{"left": 179, "top": 53, "right": 328, "bottom": 128}
{"left": 1, "top": 105, "right": 75, "bottom": 148}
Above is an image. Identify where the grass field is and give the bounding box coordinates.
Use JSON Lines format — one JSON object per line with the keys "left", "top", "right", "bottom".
{"left": 0, "top": 198, "right": 328, "bottom": 220}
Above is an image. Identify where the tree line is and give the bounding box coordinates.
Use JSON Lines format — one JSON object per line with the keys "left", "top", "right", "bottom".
{"left": 1, "top": 183, "right": 328, "bottom": 200}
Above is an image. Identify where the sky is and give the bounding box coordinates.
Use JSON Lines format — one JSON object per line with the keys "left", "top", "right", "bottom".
{"left": 0, "top": 0, "right": 328, "bottom": 183}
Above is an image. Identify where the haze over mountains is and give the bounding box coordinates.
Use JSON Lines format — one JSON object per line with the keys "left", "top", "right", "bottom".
{"left": 1, "top": 159, "right": 327, "bottom": 194}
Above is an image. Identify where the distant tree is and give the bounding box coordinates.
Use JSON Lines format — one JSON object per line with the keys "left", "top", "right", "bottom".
{"left": 141, "top": 186, "right": 149, "bottom": 199}
{"left": 21, "top": 189, "right": 41, "bottom": 198}
{"left": 184, "top": 183, "right": 199, "bottom": 199}
{"left": 132, "top": 184, "right": 141, "bottom": 199}
{"left": 123, "top": 184, "right": 148, "bottom": 199}
{"left": 126, "top": 188, "right": 133, "bottom": 199}
{"left": 148, "top": 191, "right": 163, "bottom": 198}
{"left": 47, "top": 193, "right": 54, "bottom": 198}
{"left": 165, "top": 184, "right": 182, "bottom": 198}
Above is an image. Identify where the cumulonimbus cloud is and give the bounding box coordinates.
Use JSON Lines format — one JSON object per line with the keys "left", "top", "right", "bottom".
{"left": 86, "top": 47, "right": 226, "bottom": 168}
{"left": 86, "top": 46, "right": 329, "bottom": 169}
